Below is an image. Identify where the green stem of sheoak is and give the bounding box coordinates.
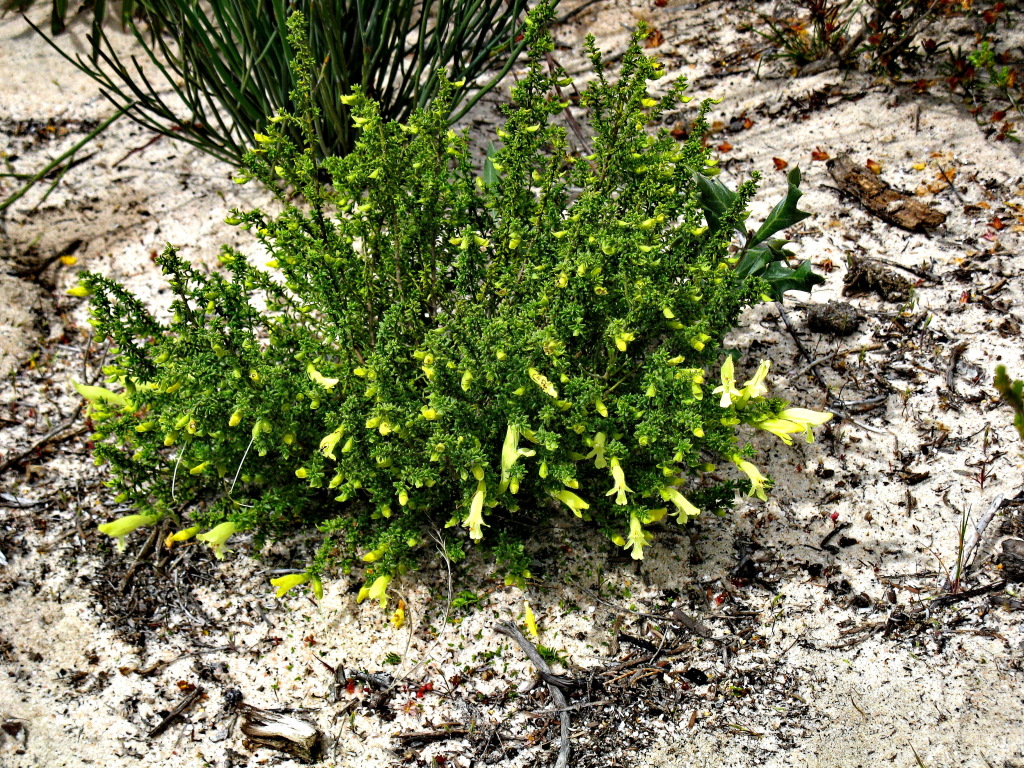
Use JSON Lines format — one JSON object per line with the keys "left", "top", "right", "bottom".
{"left": 0, "top": 106, "right": 129, "bottom": 214}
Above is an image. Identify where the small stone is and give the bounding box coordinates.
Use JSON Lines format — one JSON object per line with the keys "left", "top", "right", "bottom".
{"left": 998, "top": 538, "right": 1024, "bottom": 583}
{"left": 806, "top": 301, "right": 862, "bottom": 336}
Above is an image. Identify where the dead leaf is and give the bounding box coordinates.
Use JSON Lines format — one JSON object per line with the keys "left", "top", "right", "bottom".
{"left": 718, "top": 141, "right": 733, "bottom": 152}
{"left": 645, "top": 29, "right": 665, "bottom": 48}
{"left": 990, "top": 217, "right": 1005, "bottom": 230}
{"left": 772, "top": 157, "right": 789, "bottom": 170}
{"left": 865, "top": 159, "right": 882, "bottom": 175}
{"left": 811, "top": 148, "right": 830, "bottom": 161}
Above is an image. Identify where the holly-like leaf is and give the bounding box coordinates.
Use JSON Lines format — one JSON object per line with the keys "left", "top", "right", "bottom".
{"left": 694, "top": 173, "right": 740, "bottom": 235}
{"left": 749, "top": 166, "right": 810, "bottom": 248}
{"left": 736, "top": 240, "right": 824, "bottom": 300}
{"left": 760, "top": 258, "right": 825, "bottom": 301}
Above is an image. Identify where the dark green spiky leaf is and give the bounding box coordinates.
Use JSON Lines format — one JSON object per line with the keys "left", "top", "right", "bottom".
{"left": 760, "top": 257, "right": 825, "bottom": 301}
{"left": 694, "top": 173, "right": 740, "bottom": 235}
{"left": 749, "top": 166, "right": 810, "bottom": 247}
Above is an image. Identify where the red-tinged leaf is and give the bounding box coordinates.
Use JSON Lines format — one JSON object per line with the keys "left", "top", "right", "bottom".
{"left": 772, "top": 157, "right": 788, "bottom": 171}
{"left": 416, "top": 682, "right": 433, "bottom": 698}
{"left": 991, "top": 110, "right": 1008, "bottom": 123}
{"left": 865, "top": 159, "right": 882, "bottom": 175}
{"left": 645, "top": 29, "right": 665, "bottom": 48}
{"left": 743, "top": 117, "right": 755, "bottom": 130}
{"left": 990, "top": 216, "right": 1005, "bottom": 230}
{"left": 654, "top": 0, "right": 668, "bottom": 6}
{"left": 960, "top": 290, "right": 971, "bottom": 304}
{"left": 346, "top": 679, "right": 357, "bottom": 694}
{"left": 670, "top": 124, "right": 687, "bottom": 140}
{"left": 982, "top": 232, "right": 998, "bottom": 241}
{"left": 717, "top": 141, "right": 733, "bottom": 153}
{"left": 811, "top": 148, "right": 830, "bottom": 161}
{"left": 829, "top": 511, "right": 839, "bottom": 521}
{"left": 176, "top": 680, "right": 196, "bottom": 692}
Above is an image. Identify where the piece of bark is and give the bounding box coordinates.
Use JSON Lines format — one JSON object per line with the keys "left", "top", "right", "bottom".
{"left": 827, "top": 154, "right": 946, "bottom": 231}
{"left": 843, "top": 255, "right": 914, "bottom": 303}
{"left": 239, "top": 704, "right": 322, "bottom": 763}
{"left": 806, "top": 301, "right": 862, "bottom": 336}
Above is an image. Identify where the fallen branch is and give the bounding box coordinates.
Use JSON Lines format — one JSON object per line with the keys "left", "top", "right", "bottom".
{"left": 495, "top": 622, "right": 572, "bottom": 768}
{"left": 963, "top": 495, "right": 1004, "bottom": 572}
{"left": 148, "top": 686, "right": 204, "bottom": 739}
{"left": 0, "top": 406, "right": 85, "bottom": 478}
{"left": 239, "top": 704, "right": 322, "bottom": 763}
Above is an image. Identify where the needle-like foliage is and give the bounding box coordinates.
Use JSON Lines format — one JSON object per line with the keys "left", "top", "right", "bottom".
{"left": 74, "top": 4, "right": 828, "bottom": 604}
{"left": 28, "top": 0, "right": 533, "bottom": 165}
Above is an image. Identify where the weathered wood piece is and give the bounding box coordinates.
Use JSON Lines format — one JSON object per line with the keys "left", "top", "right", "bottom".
{"left": 239, "top": 704, "right": 322, "bottom": 763}
{"left": 147, "top": 686, "right": 204, "bottom": 739}
{"left": 827, "top": 153, "right": 946, "bottom": 232}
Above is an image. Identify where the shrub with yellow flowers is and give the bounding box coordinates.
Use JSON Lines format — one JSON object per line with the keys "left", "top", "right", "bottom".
{"left": 74, "top": 4, "right": 829, "bottom": 605}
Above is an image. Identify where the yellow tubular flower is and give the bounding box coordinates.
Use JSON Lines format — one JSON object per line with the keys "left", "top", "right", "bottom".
{"left": 164, "top": 525, "right": 200, "bottom": 549}
{"left": 524, "top": 600, "right": 540, "bottom": 639}
{"left": 306, "top": 362, "right": 339, "bottom": 390}
{"left": 499, "top": 425, "right": 523, "bottom": 494}
{"left": 550, "top": 490, "right": 590, "bottom": 517}
{"left": 624, "top": 513, "right": 653, "bottom": 560}
{"left": 739, "top": 360, "right": 771, "bottom": 403}
{"left": 733, "top": 458, "right": 769, "bottom": 501}
{"left": 528, "top": 368, "right": 558, "bottom": 398}
{"left": 97, "top": 514, "right": 158, "bottom": 552}
{"left": 365, "top": 574, "right": 392, "bottom": 608}
{"left": 270, "top": 572, "right": 310, "bottom": 598}
{"left": 660, "top": 486, "right": 702, "bottom": 522}
{"left": 776, "top": 407, "right": 833, "bottom": 443}
{"left": 585, "top": 431, "right": 608, "bottom": 469}
{"left": 73, "top": 380, "right": 129, "bottom": 409}
{"left": 464, "top": 481, "right": 487, "bottom": 540}
{"left": 391, "top": 600, "right": 406, "bottom": 629}
{"left": 606, "top": 457, "right": 632, "bottom": 506}
{"left": 711, "top": 356, "right": 741, "bottom": 409}
{"left": 195, "top": 522, "right": 238, "bottom": 560}
{"left": 319, "top": 426, "right": 345, "bottom": 460}
{"left": 755, "top": 408, "right": 832, "bottom": 445}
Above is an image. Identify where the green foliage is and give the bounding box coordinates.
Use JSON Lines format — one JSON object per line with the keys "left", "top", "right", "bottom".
{"left": 995, "top": 366, "right": 1024, "bottom": 442}
{"left": 755, "top": 0, "right": 946, "bottom": 73}
{"left": 76, "top": 5, "right": 828, "bottom": 604}
{"left": 27, "top": 0, "right": 533, "bottom": 166}
{"left": 948, "top": 29, "right": 1023, "bottom": 142}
